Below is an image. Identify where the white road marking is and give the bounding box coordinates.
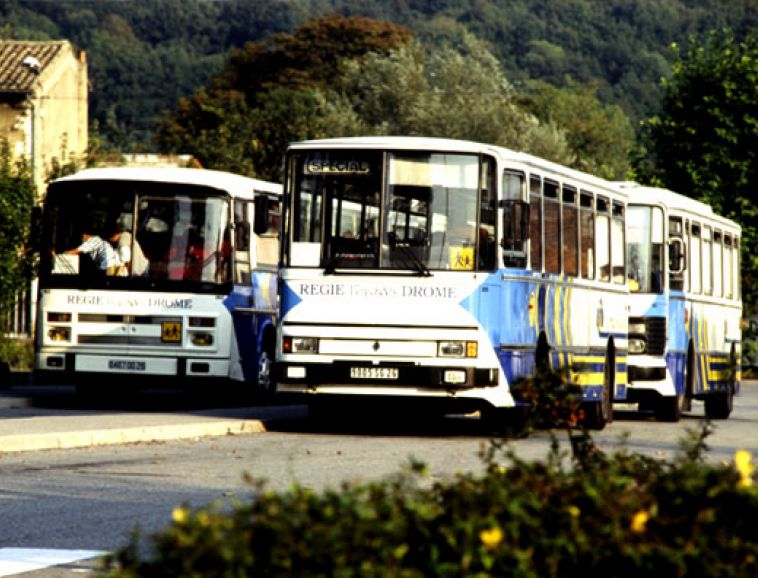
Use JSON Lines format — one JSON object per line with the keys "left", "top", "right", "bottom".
{"left": 0, "top": 548, "right": 107, "bottom": 577}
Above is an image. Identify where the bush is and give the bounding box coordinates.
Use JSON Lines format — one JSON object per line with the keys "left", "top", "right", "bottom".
{"left": 0, "top": 337, "right": 33, "bottom": 373}
{"left": 105, "top": 420, "right": 758, "bottom": 578}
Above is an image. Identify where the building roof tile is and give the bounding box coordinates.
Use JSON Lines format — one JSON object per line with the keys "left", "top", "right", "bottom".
{"left": 0, "top": 40, "right": 68, "bottom": 92}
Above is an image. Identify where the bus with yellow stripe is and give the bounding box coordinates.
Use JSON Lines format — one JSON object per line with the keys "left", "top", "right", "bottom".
{"left": 621, "top": 184, "right": 742, "bottom": 420}
{"left": 276, "top": 137, "right": 629, "bottom": 430}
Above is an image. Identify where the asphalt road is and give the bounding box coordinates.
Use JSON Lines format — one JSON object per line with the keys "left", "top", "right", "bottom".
{"left": 0, "top": 380, "right": 756, "bottom": 577}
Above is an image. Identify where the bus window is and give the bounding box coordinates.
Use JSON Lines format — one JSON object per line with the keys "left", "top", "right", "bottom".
{"left": 502, "top": 170, "right": 528, "bottom": 268}
{"left": 562, "top": 185, "right": 578, "bottom": 277}
{"left": 234, "top": 200, "right": 252, "bottom": 284}
{"left": 479, "top": 158, "right": 497, "bottom": 270}
{"left": 543, "top": 179, "right": 561, "bottom": 274}
{"left": 702, "top": 225, "right": 712, "bottom": 295}
{"left": 627, "top": 205, "right": 664, "bottom": 293}
{"left": 690, "top": 223, "right": 701, "bottom": 294}
{"left": 735, "top": 238, "right": 741, "bottom": 299}
{"left": 529, "top": 175, "right": 542, "bottom": 272}
{"left": 724, "top": 235, "right": 733, "bottom": 298}
{"left": 669, "top": 216, "right": 685, "bottom": 290}
{"left": 596, "top": 197, "right": 610, "bottom": 282}
{"left": 255, "top": 197, "right": 280, "bottom": 268}
{"left": 580, "top": 192, "right": 594, "bottom": 279}
{"left": 611, "top": 202, "right": 625, "bottom": 284}
{"left": 713, "top": 231, "right": 723, "bottom": 297}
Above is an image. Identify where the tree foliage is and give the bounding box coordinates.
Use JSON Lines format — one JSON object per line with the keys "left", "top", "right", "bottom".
{"left": 636, "top": 29, "right": 758, "bottom": 313}
{"left": 155, "top": 15, "right": 415, "bottom": 181}
{"left": 0, "top": 141, "right": 35, "bottom": 315}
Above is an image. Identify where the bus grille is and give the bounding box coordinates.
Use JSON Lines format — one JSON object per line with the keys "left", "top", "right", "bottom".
{"left": 644, "top": 317, "right": 666, "bottom": 356}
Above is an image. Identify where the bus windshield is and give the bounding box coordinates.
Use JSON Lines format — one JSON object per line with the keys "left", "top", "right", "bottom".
{"left": 288, "top": 150, "right": 495, "bottom": 272}
{"left": 40, "top": 181, "right": 232, "bottom": 289}
{"left": 627, "top": 204, "right": 664, "bottom": 293}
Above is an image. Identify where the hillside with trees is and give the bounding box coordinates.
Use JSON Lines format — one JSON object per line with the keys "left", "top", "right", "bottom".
{"left": 2, "top": 0, "right": 757, "bottom": 151}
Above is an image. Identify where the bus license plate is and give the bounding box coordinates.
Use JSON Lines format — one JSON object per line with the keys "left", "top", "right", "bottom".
{"left": 350, "top": 367, "right": 399, "bottom": 380}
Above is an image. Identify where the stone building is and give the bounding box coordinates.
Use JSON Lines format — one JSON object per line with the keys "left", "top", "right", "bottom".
{"left": 0, "top": 40, "right": 88, "bottom": 196}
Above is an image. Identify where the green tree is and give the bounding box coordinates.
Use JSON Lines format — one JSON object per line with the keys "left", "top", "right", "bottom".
{"left": 155, "top": 15, "right": 414, "bottom": 180}
{"left": 520, "top": 81, "right": 634, "bottom": 180}
{"left": 0, "top": 140, "right": 35, "bottom": 325}
{"left": 635, "top": 29, "right": 758, "bottom": 313}
{"left": 325, "top": 37, "right": 576, "bottom": 165}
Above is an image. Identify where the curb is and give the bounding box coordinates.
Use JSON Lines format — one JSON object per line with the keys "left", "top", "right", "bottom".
{"left": 0, "top": 418, "right": 267, "bottom": 453}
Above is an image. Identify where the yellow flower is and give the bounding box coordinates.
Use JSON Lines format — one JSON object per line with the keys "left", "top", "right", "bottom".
{"left": 734, "top": 450, "right": 754, "bottom": 488}
{"left": 172, "top": 506, "right": 188, "bottom": 524}
{"left": 480, "top": 526, "right": 503, "bottom": 549}
{"left": 567, "top": 505, "right": 581, "bottom": 518}
{"left": 630, "top": 510, "right": 649, "bottom": 534}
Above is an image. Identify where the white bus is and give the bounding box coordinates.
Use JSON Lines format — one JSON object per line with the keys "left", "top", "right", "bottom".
{"left": 34, "top": 167, "right": 281, "bottom": 396}
{"left": 623, "top": 184, "right": 742, "bottom": 420}
{"left": 276, "top": 137, "right": 629, "bottom": 430}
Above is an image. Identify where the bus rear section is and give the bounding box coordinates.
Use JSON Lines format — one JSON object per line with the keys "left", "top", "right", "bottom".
{"left": 34, "top": 167, "right": 281, "bottom": 395}
{"left": 277, "top": 137, "right": 628, "bottom": 430}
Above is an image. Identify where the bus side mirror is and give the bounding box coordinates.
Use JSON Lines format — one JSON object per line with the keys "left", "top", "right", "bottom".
{"left": 669, "top": 237, "right": 685, "bottom": 274}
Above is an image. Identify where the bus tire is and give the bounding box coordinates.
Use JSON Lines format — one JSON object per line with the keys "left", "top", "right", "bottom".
{"left": 704, "top": 348, "right": 736, "bottom": 420}
{"left": 582, "top": 345, "right": 614, "bottom": 430}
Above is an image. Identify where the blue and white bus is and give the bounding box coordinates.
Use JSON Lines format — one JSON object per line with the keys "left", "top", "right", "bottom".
{"left": 34, "top": 167, "right": 281, "bottom": 397}
{"left": 276, "top": 137, "right": 629, "bottom": 430}
{"left": 623, "top": 184, "right": 742, "bottom": 420}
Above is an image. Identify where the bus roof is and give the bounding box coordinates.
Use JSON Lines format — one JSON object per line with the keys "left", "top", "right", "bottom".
{"left": 289, "top": 136, "right": 625, "bottom": 198}
{"left": 51, "top": 167, "right": 281, "bottom": 197}
{"left": 618, "top": 182, "right": 740, "bottom": 233}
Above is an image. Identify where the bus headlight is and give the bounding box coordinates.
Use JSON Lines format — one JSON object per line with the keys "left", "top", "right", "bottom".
{"left": 48, "top": 327, "right": 71, "bottom": 342}
{"left": 629, "top": 338, "right": 646, "bottom": 354}
{"left": 190, "top": 332, "right": 214, "bottom": 346}
{"left": 438, "top": 341, "right": 478, "bottom": 358}
{"left": 283, "top": 336, "right": 318, "bottom": 354}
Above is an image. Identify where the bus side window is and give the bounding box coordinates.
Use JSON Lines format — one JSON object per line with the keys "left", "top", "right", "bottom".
{"left": 669, "top": 216, "right": 685, "bottom": 290}
{"left": 702, "top": 225, "right": 713, "bottom": 295}
{"left": 579, "top": 192, "right": 594, "bottom": 279}
{"left": 595, "top": 197, "right": 610, "bottom": 282}
{"left": 611, "top": 201, "right": 625, "bottom": 284}
{"left": 562, "top": 185, "right": 578, "bottom": 277}
{"left": 713, "top": 231, "right": 723, "bottom": 297}
{"left": 529, "top": 175, "right": 542, "bottom": 272}
{"left": 690, "top": 222, "right": 701, "bottom": 294}
{"left": 724, "top": 235, "right": 733, "bottom": 299}
{"left": 501, "top": 170, "right": 528, "bottom": 268}
{"left": 234, "top": 200, "right": 252, "bottom": 284}
{"left": 543, "top": 179, "right": 561, "bottom": 274}
{"left": 255, "top": 195, "right": 280, "bottom": 268}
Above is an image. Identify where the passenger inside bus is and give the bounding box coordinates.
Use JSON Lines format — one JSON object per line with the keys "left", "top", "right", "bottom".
{"left": 62, "top": 231, "right": 120, "bottom": 276}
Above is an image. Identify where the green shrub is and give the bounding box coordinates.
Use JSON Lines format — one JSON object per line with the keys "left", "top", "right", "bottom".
{"left": 105, "top": 421, "right": 758, "bottom": 578}
{"left": 0, "top": 337, "right": 33, "bottom": 372}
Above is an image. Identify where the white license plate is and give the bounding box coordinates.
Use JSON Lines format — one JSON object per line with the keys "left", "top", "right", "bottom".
{"left": 108, "top": 359, "right": 147, "bottom": 372}
{"left": 350, "top": 367, "right": 399, "bottom": 380}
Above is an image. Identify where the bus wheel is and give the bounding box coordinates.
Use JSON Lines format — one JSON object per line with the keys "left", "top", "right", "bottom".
{"left": 704, "top": 388, "right": 734, "bottom": 419}
{"left": 583, "top": 346, "right": 614, "bottom": 430}
{"left": 256, "top": 347, "right": 275, "bottom": 402}
{"left": 704, "top": 349, "right": 736, "bottom": 419}
{"left": 654, "top": 394, "right": 683, "bottom": 422}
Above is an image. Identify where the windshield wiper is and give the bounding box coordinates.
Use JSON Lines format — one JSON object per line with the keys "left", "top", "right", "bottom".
{"left": 393, "top": 243, "right": 432, "bottom": 277}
